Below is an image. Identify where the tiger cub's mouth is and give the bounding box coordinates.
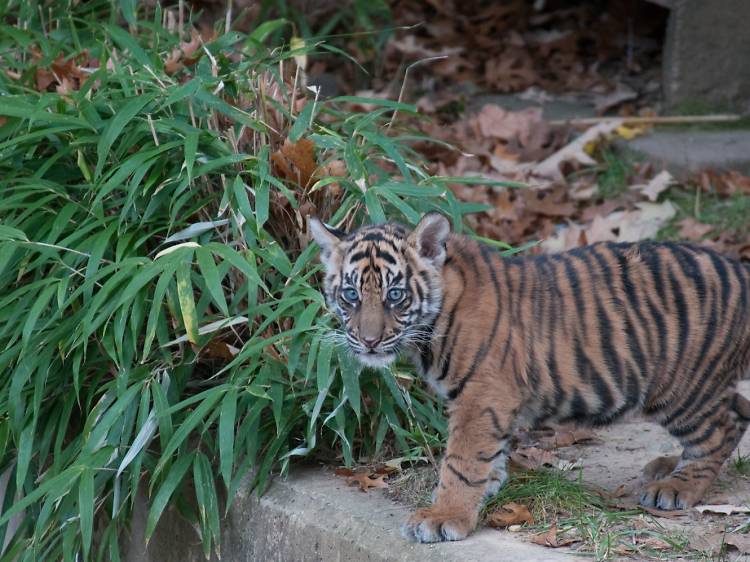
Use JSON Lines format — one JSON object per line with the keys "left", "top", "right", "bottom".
{"left": 355, "top": 350, "right": 397, "bottom": 368}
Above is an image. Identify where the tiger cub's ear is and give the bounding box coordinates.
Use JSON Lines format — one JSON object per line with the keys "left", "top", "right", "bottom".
{"left": 408, "top": 212, "right": 451, "bottom": 267}
{"left": 309, "top": 217, "right": 344, "bottom": 267}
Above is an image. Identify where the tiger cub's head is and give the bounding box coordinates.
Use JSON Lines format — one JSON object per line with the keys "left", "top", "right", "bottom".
{"left": 310, "top": 213, "right": 450, "bottom": 368}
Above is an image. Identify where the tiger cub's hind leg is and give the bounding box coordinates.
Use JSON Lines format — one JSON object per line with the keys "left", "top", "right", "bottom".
{"left": 641, "top": 392, "right": 750, "bottom": 510}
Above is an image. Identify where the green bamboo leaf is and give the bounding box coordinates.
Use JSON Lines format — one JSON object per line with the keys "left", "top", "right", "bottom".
{"left": 116, "top": 412, "right": 156, "bottom": 478}
{"left": 119, "top": 0, "right": 137, "bottom": 25}
{"left": 21, "top": 282, "right": 56, "bottom": 346}
{"left": 154, "top": 389, "right": 225, "bottom": 477}
{"left": 79, "top": 468, "right": 94, "bottom": 560}
{"left": 196, "top": 247, "right": 228, "bottom": 316}
{"left": 205, "top": 244, "right": 264, "bottom": 291}
{"left": 364, "top": 189, "right": 386, "bottom": 223}
{"left": 175, "top": 262, "right": 199, "bottom": 344}
{"left": 255, "top": 178, "right": 269, "bottom": 229}
{"left": 338, "top": 350, "right": 362, "bottom": 418}
{"left": 162, "top": 78, "right": 201, "bottom": 108}
{"left": 218, "top": 389, "right": 237, "bottom": 488}
{"left": 15, "top": 424, "right": 34, "bottom": 493}
{"left": 193, "top": 452, "right": 220, "bottom": 558}
{"left": 246, "top": 18, "right": 287, "bottom": 44}
{"left": 289, "top": 102, "right": 315, "bottom": 142}
{"left": 142, "top": 264, "right": 177, "bottom": 359}
{"left": 151, "top": 378, "right": 173, "bottom": 451}
{"left": 316, "top": 340, "right": 334, "bottom": 392}
{"left": 0, "top": 225, "right": 29, "bottom": 241}
{"left": 105, "top": 24, "right": 152, "bottom": 68}
{"left": 145, "top": 454, "right": 192, "bottom": 541}
{"left": 377, "top": 188, "right": 421, "bottom": 224}
{"left": 0, "top": 466, "right": 81, "bottom": 525}
{"left": 184, "top": 130, "right": 199, "bottom": 182}
{"left": 95, "top": 93, "right": 156, "bottom": 179}
{"left": 84, "top": 384, "right": 142, "bottom": 456}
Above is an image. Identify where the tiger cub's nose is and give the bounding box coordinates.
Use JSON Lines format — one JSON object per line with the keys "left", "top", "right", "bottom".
{"left": 362, "top": 336, "right": 381, "bottom": 350}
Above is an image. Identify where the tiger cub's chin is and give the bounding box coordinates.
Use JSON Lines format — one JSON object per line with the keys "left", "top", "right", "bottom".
{"left": 356, "top": 351, "right": 397, "bottom": 368}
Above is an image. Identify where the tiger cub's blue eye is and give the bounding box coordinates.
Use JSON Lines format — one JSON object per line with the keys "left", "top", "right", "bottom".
{"left": 341, "top": 288, "right": 359, "bottom": 303}
{"left": 387, "top": 288, "right": 405, "bottom": 303}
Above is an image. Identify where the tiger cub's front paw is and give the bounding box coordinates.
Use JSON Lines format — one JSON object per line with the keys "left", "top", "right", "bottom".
{"left": 639, "top": 477, "right": 702, "bottom": 510}
{"left": 401, "top": 507, "right": 476, "bottom": 543}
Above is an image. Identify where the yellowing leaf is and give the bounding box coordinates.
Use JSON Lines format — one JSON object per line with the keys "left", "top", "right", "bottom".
{"left": 176, "top": 264, "right": 199, "bottom": 345}
{"left": 615, "top": 124, "right": 647, "bottom": 140}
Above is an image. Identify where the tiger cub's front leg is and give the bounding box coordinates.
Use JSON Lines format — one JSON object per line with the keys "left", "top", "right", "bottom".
{"left": 402, "top": 405, "right": 512, "bottom": 543}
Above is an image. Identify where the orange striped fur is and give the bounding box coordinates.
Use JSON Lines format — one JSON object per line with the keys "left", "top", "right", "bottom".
{"left": 310, "top": 212, "right": 750, "bottom": 543}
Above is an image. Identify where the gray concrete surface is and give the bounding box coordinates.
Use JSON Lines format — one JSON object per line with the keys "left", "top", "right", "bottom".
{"left": 616, "top": 128, "right": 750, "bottom": 177}
{"left": 662, "top": 0, "right": 750, "bottom": 113}
{"left": 125, "top": 381, "right": 750, "bottom": 562}
{"left": 468, "top": 93, "right": 597, "bottom": 123}
{"left": 126, "top": 468, "right": 578, "bottom": 562}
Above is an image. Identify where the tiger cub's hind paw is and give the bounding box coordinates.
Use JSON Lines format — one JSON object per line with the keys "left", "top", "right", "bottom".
{"left": 639, "top": 477, "right": 702, "bottom": 511}
{"left": 401, "top": 507, "right": 475, "bottom": 543}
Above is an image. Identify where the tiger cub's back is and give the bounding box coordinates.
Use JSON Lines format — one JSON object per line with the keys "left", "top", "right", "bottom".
{"left": 433, "top": 238, "right": 750, "bottom": 425}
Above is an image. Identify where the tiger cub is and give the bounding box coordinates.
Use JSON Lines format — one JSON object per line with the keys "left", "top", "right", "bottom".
{"left": 310, "top": 212, "right": 750, "bottom": 543}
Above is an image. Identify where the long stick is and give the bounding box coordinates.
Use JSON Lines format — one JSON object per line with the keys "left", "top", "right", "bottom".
{"left": 549, "top": 114, "right": 743, "bottom": 127}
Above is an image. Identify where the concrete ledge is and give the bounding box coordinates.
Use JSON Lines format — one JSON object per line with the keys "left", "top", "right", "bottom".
{"left": 126, "top": 467, "right": 577, "bottom": 562}
{"left": 617, "top": 129, "right": 750, "bottom": 177}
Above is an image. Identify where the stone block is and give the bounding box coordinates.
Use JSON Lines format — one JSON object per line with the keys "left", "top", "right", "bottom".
{"left": 662, "top": 0, "right": 750, "bottom": 113}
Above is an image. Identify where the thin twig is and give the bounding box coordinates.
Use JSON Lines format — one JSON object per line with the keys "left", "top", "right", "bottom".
{"left": 549, "top": 114, "right": 742, "bottom": 127}
{"left": 225, "top": 0, "right": 233, "bottom": 33}
{"left": 19, "top": 241, "right": 113, "bottom": 263}
{"left": 178, "top": 0, "right": 184, "bottom": 41}
{"left": 387, "top": 55, "right": 448, "bottom": 131}
{"left": 147, "top": 114, "right": 159, "bottom": 146}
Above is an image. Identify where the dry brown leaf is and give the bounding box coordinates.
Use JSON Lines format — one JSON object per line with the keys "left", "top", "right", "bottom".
{"left": 694, "top": 504, "right": 750, "bottom": 515}
{"left": 487, "top": 502, "right": 534, "bottom": 527}
{"left": 688, "top": 531, "right": 726, "bottom": 554}
{"left": 541, "top": 224, "right": 588, "bottom": 253}
{"left": 677, "top": 218, "right": 714, "bottom": 240}
{"left": 619, "top": 201, "right": 677, "bottom": 240}
{"left": 164, "top": 31, "right": 202, "bottom": 75}
{"left": 347, "top": 473, "right": 388, "bottom": 492}
{"left": 202, "top": 339, "right": 239, "bottom": 361}
{"left": 538, "top": 428, "right": 597, "bottom": 449}
{"left": 530, "top": 522, "right": 577, "bottom": 548}
{"left": 631, "top": 170, "right": 674, "bottom": 202}
{"left": 722, "top": 170, "right": 750, "bottom": 195}
{"left": 334, "top": 468, "right": 389, "bottom": 492}
{"left": 476, "top": 105, "right": 543, "bottom": 144}
{"left": 35, "top": 52, "right": 89, "bottom": 93}
{"left": 510, "top": 446, "right": 559, "bottom": 470}
{"left": 533, "top": 120, "right": 622, "bottom": 180}
{"left": 593, "top": 83, "right": 638, "bottom": 114}
{"left": 485, "top": 51, "right": 538, "bottom": 92}
{"left": 636, "top": 536, "right": 673, "bottom": 550}
{"left": 547, "top": 200, "right": 677, "bottom": 252}
{"left": 724, "top": 533, "right": 750, "bottom": 554}
{"left": 271, "top": 138, "right": 317, "bottom": 188}
{"left": 521, "top": 188, "right": 577, "bottom": 217}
